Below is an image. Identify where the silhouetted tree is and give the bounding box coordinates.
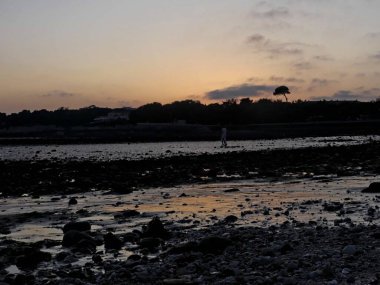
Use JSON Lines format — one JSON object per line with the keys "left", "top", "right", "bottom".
{"left": 273, "top": 86, "right": 291, "bottom": 102}
{"left": 240, "top": 98, "right": 253, "bottom": 105}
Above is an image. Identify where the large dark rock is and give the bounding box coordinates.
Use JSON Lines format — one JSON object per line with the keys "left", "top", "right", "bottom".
{"left": 139, "top": 237, "right": 161, "bottom": 249}
{"left": 62, "top": 230, "right": 96, "bottom": 249}
{"left": 224, "top": 215, "right": 238, "bottom": 223}
{"left": 104, "top": 232, "right": 123, "bottom": 250}
{"left": 0, "top": 242, "right": 51, "bottom": 270}
{"left": 362, "top": 182, "right": 380, "bottom": 193}
{"left": 12, "top": 274, "right": 35, "bottom": 285}
{"left": 168, "top": 241, "right": 198, "bottom": 255}
{"left": 68, "top": 197, "right": 78, "bottom": 205}
{"left": 15, "top": 246, "right": 52, "bottom": 270}
{"left": 323, "top": 202, "right": 343, "bottom": 212}
{"left": 198, "top": 236, "right": 232, "bottom": 254}
{"left": 114, "top": 209, "right": 140, "bottom": 219}
{"left": 142, "top": 217, "right": 170, "bottom": 239}
{"left": 63, "top": 221, "right": 91, "bottom": 233}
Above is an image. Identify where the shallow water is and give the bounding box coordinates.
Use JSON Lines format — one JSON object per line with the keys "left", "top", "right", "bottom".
{"left": 1, "top": 175, "right": 379, "bottom": 270}
{"left": 1, "top": 175, "right": 378, "bottom": 244}
{"left": 0, "top": 135, "right": 379, "bottom": 161}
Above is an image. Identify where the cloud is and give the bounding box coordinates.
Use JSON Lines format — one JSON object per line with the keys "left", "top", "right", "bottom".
{"left": 311, "top": 88, "right": 380, "bottom": 101}
{"left": 369, "top": 52, "right": 380, "bottom": 60}
{"left": 251, "top": 7, "right": 290, "bottom": 19}
{"left": 205, "top": 83, "right": 276, "bottom": 100}
{"left": 246, "top": 33, "right": 305, "bottom": 58}
{"left": 293, "top": 61, "right": 313, "bottom": 70}
{"left": 365, "top": 32, "right": 380, "bottom": 40}
{"left": 41, "top": 90, "right": 76, "bottom": 98}
{"left": 355, "top": 73, "right": 366, "bottom": 78}
{"left": 307, "top": 78, "right": 336, "bottom": 91}
{"left": 313, "top": 55, "right": 334, "bottom": 61}
{"left": 269, "top": 76, "right": 305, "bottom": 84}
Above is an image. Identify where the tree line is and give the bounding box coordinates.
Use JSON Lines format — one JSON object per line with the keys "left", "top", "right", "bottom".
{"left": 1, "top": 99, "right": 380, "bottom": 128}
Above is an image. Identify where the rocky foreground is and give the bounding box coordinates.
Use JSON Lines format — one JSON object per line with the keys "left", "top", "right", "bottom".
{"left": 1, "top": 217, "right": 380, "bottom": 285}
{"left": 1, "top": 142, "right": 380, "bottom": 284}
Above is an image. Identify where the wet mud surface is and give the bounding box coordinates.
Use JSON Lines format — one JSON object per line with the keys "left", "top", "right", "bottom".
{"left": 0, "top": 143, "right": 379, "bottom": 284}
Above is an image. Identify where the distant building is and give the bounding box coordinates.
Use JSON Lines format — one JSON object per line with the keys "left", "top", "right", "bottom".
{"left": 94, "top": 108, "right": 133, "bottom": 123}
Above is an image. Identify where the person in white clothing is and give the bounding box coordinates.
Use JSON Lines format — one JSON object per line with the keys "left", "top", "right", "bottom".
{"left": 221, "top": 127, "right": 227, "bottom": 147}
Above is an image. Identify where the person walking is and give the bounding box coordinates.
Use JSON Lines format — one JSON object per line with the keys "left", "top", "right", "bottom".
{"left": 221, "top": 127, "right": 227, "bottom": 147}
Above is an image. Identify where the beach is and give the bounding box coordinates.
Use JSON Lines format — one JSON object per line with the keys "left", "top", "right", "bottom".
{"left": 0, "top": 141, "right": 379, "bottom": 284}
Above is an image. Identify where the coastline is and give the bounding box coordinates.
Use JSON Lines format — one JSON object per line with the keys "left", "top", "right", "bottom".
{"left": 0, "top": 142, "right": 379, "bottom": 284}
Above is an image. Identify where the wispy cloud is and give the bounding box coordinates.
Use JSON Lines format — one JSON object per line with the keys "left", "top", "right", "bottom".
{"left": 251, "top": 7, "right": 290, "bottom": 19}
{"left": 365, "top": 32, "right": 380, "bottom": 40}
{"left": 313, "top": 55, "right": 334, "bottom": 61}
{"left": 369, "top": 52, "right": 380, "bottom": 60}
{"left": 293, "top": 61, "right": 313, "bottom": 70}
{"left": 205, "top": 83, "right": 276, "bottom": 100}
{"left": 269, "top": 76, "right": 305, "bottom": 84}
{"left": 41, "top": 90, "right": 77, "bottom": 98}
{"left": 311, "top": 88, "right": 380, "bottom": 101}
{"left": 307, "top": 78, "right": 336, "bottom": 91}
{"left": 246, "top": 33, "right": 306, "bottom": 58}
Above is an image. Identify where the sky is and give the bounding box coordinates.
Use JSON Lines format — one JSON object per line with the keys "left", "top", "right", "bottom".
{"left": 1, "top": 0, "right": 380, "bottom": 113}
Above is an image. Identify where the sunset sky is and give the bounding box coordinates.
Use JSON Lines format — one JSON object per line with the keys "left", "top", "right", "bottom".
{"left": 1, "top": 0, "right": 380, "bottom": 113}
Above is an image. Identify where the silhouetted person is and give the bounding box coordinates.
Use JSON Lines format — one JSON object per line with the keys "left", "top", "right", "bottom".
{"left": 221, "top": 127, "right": 227, "bottom": 147}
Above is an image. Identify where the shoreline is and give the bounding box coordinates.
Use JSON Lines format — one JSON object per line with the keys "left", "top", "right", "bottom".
{"left": 1, "top": 142, "right": 379, "bottom": 197}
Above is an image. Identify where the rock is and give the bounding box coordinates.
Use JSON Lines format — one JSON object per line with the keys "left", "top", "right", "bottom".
{"left": 127, "top": 254, "right": 141, "bottom": 261}
{"left": 62, "top": 230, "right": 96, "bottom": 248}
{"left": 114, "top": 209, "right": 140, "bottom": 219}
{"left": 198, "top": 236, "right": 231, "bottom": 254}
{"left": 68, "top": 197, "right": 78, "bottom": 205}
{"left": 372, "top": 231, "right": 380, "bottom": 239}
{"left": 13, "top": 274, "right": 35, "bottom": 285}
{"left": 15, "top": 247, "right": 52, "bottom": 269}
{"left": 342, "top": 245, "right": 358, "bottom": 255}
{"left": 263, "top": 209, "right": 270, "bottom": 215}
{"left": 142, "top": 217, "right": 170, "bottom": 239}
{"left": 92, "top": 254, "right": 103, "bottom": 264}
{"left": 224, "top": 188, "right": 240, "bottom": 193}
{"left": 224, "top": 215, "right": 238, "bottom": 223}
{"left": 104, "top": 232, "right": 123, "bottom": 250}
{"left": 63, "top": 221, "right": 91, "bottom": 233}
{"left": 368, "top": 207, "right": 376, "bottom": 216}
{"left": 278, "top": 242, "right": 293, "bottom": 254}
{"left": 168, "top": 241, "right": 198, "bottom": 254}
{"left": 0, "top": 226, "right": 11, "bottom": 235}
{"left": 123, "top": 232, "right": 140, "bottom": 243}
{"left": 241, "top": 210, "right": 254, "bottom": 216}
{"left": 323, "top": 202, "right": 343, "bottom": 212}
{"left": 55, "top": 251, "right": 71, "bottom": 261}
{"left": 139, "top": 237, "right": 161, "bottom": 249}
{"left": 362, "top": 182, "right": 380, "bottom": 193}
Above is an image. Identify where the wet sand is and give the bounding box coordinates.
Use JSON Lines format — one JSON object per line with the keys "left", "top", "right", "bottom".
{"left": 0, "top": 143, "right": 379, "bottom": 284}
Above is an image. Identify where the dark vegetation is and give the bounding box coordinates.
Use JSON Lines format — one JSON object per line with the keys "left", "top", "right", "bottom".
{"left": 273, "top": 86, "right": 291, "bottom": 102}
{"left": 1, "top": 99, "right": 380, "bottom": 128}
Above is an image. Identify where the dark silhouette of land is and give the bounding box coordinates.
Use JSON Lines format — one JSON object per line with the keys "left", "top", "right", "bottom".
{"left": 1, "top": 99, "right": 379, "bottom": 143}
